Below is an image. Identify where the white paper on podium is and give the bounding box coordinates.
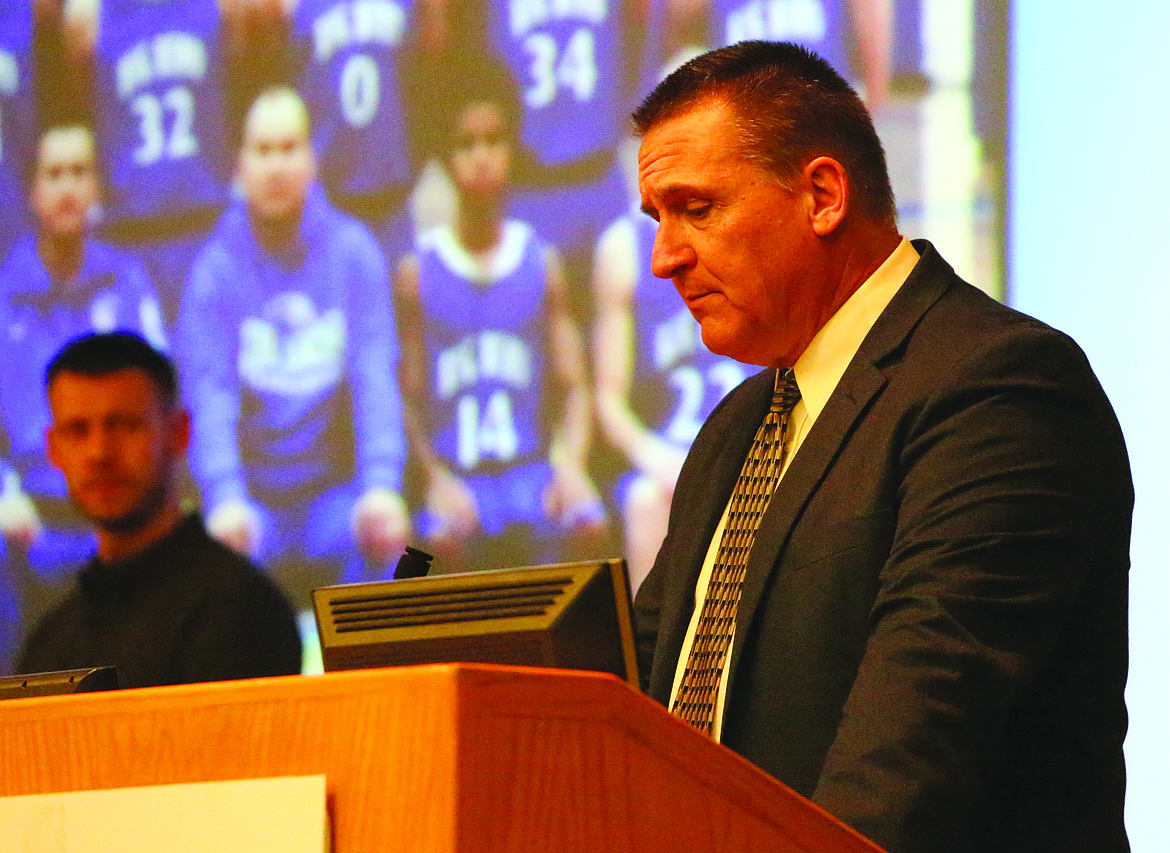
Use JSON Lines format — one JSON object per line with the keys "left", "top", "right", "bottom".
{"left": 1, "top": 774, "right": 329, "bottom": 853}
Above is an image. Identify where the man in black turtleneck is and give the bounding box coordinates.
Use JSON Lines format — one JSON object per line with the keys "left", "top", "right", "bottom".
{"left": 17, "top": 332, "right": 301, "bottom": 688}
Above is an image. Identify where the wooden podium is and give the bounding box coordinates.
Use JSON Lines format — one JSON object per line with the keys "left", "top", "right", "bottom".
{"left": 0, "top": 664, "right": 883, "bottom": 852}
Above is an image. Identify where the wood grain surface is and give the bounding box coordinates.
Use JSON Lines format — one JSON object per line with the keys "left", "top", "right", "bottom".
{"left": 0, "top": 664, "right": 883, "bottom": 853}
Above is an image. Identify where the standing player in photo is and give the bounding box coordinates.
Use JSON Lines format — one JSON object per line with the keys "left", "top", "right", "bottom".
{"left": 0, "top": 123, "right": 166, "bottom": 671}
{"left": 179, "top": 87, "right": 409, "bottom": 603}
{"left": 0, "top": 2, "right": 38, "bottom": 265}
{"left": 484, "top": 0, "right": 645, "bottom": 295}
{"left": 61, "top": 0, "right": 262, "bottom": 326}
{"left": 651, "top": 0, "right": 893, "bottom": 106}
{"left": 394, "top": 58, "right": 605, "bottom": 574}
{"left": 284, "top": 0, "right": 420, "bottom": 270}
{"left": 592, "top": 209, "right": 746, "bottom": 593}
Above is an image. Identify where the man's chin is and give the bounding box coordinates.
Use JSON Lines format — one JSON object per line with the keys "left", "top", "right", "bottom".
{"left": 78, "top": 502, "right": 155, "bottom": 535}
{"left": 699, "top": 326, "right": 774, "bottom": 368}
{"left": 250, "top": 201, "right": 304, "bottom": 229}
{"left": 46, "top": 221, "right": 86, "bottom": 240}
{"left": 698, "top": 321, "right": 743, "bottom": 361}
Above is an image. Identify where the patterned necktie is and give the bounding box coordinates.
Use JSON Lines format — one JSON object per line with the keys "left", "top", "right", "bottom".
{"left": 672, "top": 368, "right": 802, "bottom": 735}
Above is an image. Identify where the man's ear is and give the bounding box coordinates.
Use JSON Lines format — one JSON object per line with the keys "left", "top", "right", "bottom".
{"left": 45, "top": 424, "right": 61, "bottom": 471}
{"left": 804, "top": 156, "right": 848, "bottom": 236}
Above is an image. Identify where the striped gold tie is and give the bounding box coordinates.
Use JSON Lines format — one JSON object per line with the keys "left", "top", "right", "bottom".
{"left": 671, "top": 368, "right": 801, "bottom": 735}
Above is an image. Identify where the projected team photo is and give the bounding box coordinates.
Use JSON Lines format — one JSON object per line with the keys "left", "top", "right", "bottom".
{"left": 0, "top": 0, "right": 1004, "bottom": 674}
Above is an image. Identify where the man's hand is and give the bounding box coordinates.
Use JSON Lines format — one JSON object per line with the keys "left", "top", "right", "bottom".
{"left": 425, "top": 469, "right": 480, "bottom": 556}
{"left": 426, "top": 469, "right": 480, "bottom": 537}
{"left": 0, "top": 470, "right": 41, "bottom": 551}
{"left": 207, "top": 498, "right": 262, "bottom": 559}
{"left": 544, "top": 462, "right": 607, "bottom": 534}
{"left": 351, "top": 487, "right": 410, "bottom": 565}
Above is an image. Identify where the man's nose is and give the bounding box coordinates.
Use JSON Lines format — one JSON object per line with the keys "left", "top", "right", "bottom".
{"left": 651, "top": 221, "right": 697, "bottom": 280}
{"left": 84, "top": 427, "right": 115, "bottom": 460}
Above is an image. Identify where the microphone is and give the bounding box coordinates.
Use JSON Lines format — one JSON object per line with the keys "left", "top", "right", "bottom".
{"left": 392, "top": 545, "right": 435, "bottom": 580}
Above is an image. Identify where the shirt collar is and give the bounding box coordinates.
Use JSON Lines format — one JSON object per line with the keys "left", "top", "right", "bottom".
{"left": 7, "top": 236, "right": 122, "bottom": 307}
{"left": 792, "top": 237, "right": 919, "bottom": 420}
{"left": 79, "top": 514, "right": 199, "bottom": 600}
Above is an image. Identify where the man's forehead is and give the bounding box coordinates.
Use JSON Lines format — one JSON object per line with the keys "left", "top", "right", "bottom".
{"left": 638, "top": 101, "right": 750, "bottom": 195}
{"left": 38, "top": 128, "right": 95, "bottom": 167}
{"left": 640, "top": 97, "right": 743, "bottom": 156}
{"left": 244, "top": 98, "right": 310, "bottom": 148}
{"left": 637, "top": 133, "right": 695, "bottom": 186}
{"left": 641, "top": 93, "right": 743, "bottom": 140}
{"left": 49, "top": 369, "right": 159, "bottom": 407}
{"left": 244, "top": 122, "right": 308, "bottom": 149}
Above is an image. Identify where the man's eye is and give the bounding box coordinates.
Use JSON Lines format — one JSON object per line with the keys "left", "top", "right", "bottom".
{"left": 686, "top": 202, "right": 712, "bottom": 218}
{"left": 109, "top": 416, "right": 142, "bottom": 433}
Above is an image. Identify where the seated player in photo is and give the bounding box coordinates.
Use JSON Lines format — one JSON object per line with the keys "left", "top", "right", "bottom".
{"left": 394, "top": 58, "right": 606, "bottom": 574}
{"left": 592, "top": 209, "right": 746, "bottom": 593}
{"left": 178, "top": 87, "right": 408, "bottom": 604}
{"left": 0, "top": 123, "right": 166, "bottom": 670}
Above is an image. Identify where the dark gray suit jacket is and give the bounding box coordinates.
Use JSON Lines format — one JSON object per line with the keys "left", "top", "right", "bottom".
{"left": 634, "top": 242, "right": 1132, "bottom": 853}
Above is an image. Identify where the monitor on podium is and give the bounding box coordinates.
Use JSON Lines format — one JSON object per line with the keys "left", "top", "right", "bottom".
{"left": 313, "top": 558, "right": 639, "bottom": 687}
{"left": 0, "top": 666, "right": 118, "bottom": 701}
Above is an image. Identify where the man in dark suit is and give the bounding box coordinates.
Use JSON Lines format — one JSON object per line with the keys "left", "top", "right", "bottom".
{"left": 632, "top": 41, "right": 1132, "bottom": 853}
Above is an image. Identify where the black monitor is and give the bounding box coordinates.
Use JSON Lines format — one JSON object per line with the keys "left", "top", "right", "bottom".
{"left": 313, "top": 559, "right": 639, "bottom": 687}
{"left": 0, "top": 666, "right": 118, "bottom": 701}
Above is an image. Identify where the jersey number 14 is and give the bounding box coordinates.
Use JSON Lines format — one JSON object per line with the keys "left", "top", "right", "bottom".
{"left": 456, "top": 390, "right": 520, "bottom": 468}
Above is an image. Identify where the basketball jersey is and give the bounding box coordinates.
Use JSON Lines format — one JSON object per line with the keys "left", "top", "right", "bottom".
{"left": 183, "top": 187, "right": 403, "bottom": 504}
{"left": 416, "top": 220, "right": 549, "bottom": 475}
{"left": 487, "top": 0, "right": 626, "bottom": 166}
{"left": 93, "top": 0, "right": 232, "bottom": 225}
{"left": 710, "top": 0, "right": 849, "bottom": 76}
{"left": 0, "top": 4, "right": 34, "bottom": 260}
{"left": 0, "top": 236, "right": 166, "bottom": 497}
{"left": 629, "top": 215, "right": 746, "bottom": 446}
{"left": 293, "top": 0, "right": 414, "bottom": 200}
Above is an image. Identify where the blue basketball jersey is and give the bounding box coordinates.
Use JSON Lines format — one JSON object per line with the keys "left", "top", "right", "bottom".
{"left": 0, "top": 5, "right": 34, "bottom": 261}
{"left": 416, "top": 220, "right": 549, "bottom": 474}
{"left": 182, "top": 187, "right": 404, "bottom": 506}
{"left": 93, "top": 0, "right": 232, "bottom": 225}
{"left": 629, "top": 215, "right": 746, "bottom": 446}
{"left": 293, "top": 0, "right": 414, "bottom": 200}
{"left": 710, "top": 0, "right": 849, "bottom": 76}
{"left": 0, "top": 235, "right": 166, "bottom": 498}
{"left": 488, "top": 0, "right": 626, "bottom": 166}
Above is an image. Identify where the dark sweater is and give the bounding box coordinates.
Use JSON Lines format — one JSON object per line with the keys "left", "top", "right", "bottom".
{"left": 17, "top": 515, "right": 302, "bottom": 687}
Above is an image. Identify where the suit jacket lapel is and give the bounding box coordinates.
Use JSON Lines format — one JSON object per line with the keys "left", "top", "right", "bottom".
{"left": 725, "top": 241, "right": 957, "bottom": 696}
